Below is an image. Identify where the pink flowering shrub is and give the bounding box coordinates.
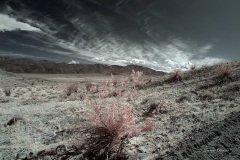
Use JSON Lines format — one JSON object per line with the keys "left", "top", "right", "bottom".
{"left": 82, "top": 70, "right": 154, "bottom": 159}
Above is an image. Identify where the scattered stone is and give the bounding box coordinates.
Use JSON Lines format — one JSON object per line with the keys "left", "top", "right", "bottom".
{"left": 7, "top": 117, "right": 25, "bottom": 126}
{"left": 199, "top": 91, "right": 215, "bottom": 101}
{"left": 56, "top": 145, "right": 66, "bottom": 155}
{"left": 176, "top": 94, "right": 191, "bottom": 103}
{"left": 16, "top": 152, "right": 28, "bottom": 160}
{"left": 0, "top": 99, "right": 9, "bottom": 103}
{"left": 42, "top": 156, "right": 51, "bottom": 160}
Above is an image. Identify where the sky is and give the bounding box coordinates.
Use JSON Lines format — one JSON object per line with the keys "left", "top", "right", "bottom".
{"left": 0, "top": 0, "right": 239, "bottom": 72}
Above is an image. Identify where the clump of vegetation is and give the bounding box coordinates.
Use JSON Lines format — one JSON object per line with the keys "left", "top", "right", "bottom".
{"left": 227, "top": 84, "right": 240, "bottom": 92}
{"left": 143, "top": 100, "right": 175, "bottom": 117}
{"left": 190, "top": 64, "right": 196, "bottom": 70}
{"left": 82, "top": 70, "right": 154, "bottom": 159}
{"left": 66, "top": 83, "right": 78, "bottom": 96}
{"left": 0, "top": 93, "right": 4, "bottom": 102}
{"left": 86, "top": 81, "right": 99, "bottom": 93}
{"left": 199, "top": 91, "right": 215, "bottom": 101}
{"left": 176, "top": 95, "right": 191, "bottom": 103}
{"left": 130, "top": 70, "right": 144, "bottom": 89}
{"left": 79, "top": 92, "right": 86, "bottom": 101}
{"left": 216, "top": 62, "right": 233, "bottom": 78}
{"left": 31, "top": 92, "right": 39, "bottom": 100}
{"left": 165, "top": 69, "right": 183, "bottom": 83}
{"left": 91, "top": 84, "right": 99, "bottom": 93}
{"left": 113, "top": 78, "right": 118, "bottom": 86}
{"left": 86, "top": 82, "right": 93, "bottom": 92}
{"left": 4, "top": 87, "right": 11, "bottom": 96}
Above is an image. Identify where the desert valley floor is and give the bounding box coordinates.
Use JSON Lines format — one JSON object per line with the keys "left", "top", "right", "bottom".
{"left": 0, "top": 61, "right": 240, "bottom": 160}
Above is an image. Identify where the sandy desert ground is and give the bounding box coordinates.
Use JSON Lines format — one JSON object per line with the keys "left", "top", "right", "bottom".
{"left": 0, "top": 61, "right": 240, "bottom": 160}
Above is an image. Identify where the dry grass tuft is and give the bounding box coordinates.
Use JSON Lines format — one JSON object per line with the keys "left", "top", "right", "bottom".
{"left": 86, "top": 82, "right": 93, "bottom": 92}
{"left": 176, "top": 95, "right": 191, "bottom": 103}
{"left": 190, "top": 64, "right": 196, "bottom": 70}
{"left": 143, "top": 100, "right": 175, "bottom": 117}
{"left": 199, "top": 91, "right": 215, "bottom": 101}
{"left": 66, "top": 83, "right": 78, "bottom": 96}
{"left": 4, "top": 87, "right": 11, "bottom": 96}
{"left": 113, "top": 78, "right": 118, "bottom": 86}
{"left": 216, "top": 62, "right": 233, "bottom": 78}
{"left": 166, "top": 69, "right": 183, "bottom": 83}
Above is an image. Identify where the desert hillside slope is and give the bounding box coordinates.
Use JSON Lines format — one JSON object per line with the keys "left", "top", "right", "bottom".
{"left": 0, "top": 56, "right": 164, "bottom": 75}
{"left": 0, "top": 60, "right": 239, "bottom": 160}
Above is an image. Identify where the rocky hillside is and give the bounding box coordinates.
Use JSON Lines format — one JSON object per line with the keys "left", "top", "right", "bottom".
{"left": 0, "top": 56, "right": 164, "bottom": 75}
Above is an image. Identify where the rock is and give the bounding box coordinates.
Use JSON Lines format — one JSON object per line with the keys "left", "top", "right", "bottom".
{"left": 37, "top": 150, "right": 46, "bottom": 157}
{"left": 16, "top": 152, "right": 28, "bottom": 159}
{"left": 56, "top": 145, "right": 66, "bottom": 155}
{"left": 176, "top": 94, "right": 191, "bottom": 103}
{"left": 26, "top": 152, "right": 36, "bottom": 159}
{"left": 42, "top": 156, "right": 51, "bottom": 160}
{"left": 7, "top": 117, "right": 25, "bottom": 126}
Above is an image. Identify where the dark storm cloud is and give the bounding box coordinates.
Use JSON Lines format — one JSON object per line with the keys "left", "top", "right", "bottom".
{"left": 102, "top": 0, "right": 240, "bottom": 58}
{"left": 0, "top": 0, "right": 239, "bottom": 71}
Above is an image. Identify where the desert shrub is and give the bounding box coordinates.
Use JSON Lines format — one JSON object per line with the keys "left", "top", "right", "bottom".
{"left": 86, "top": 82, "right": 93, "bottom": 92}
{"left": 199, "top": 91, "right": 214, "bottom": 101}
{"left": 86, "top": 81, "right": 99, "bottom": 94}
{"left": 0, "top": 93, "right": 4, "bottom": 102}
{"left": 176, "top": 95, "right": 191, "bottom": 103}
{"left": 66, "top": 83, "right": 78, "bottom": 96}
{"left": 147, "top": 77, "right": 152, "bottom": 84}
{"left": 143, "top": 103, "right": 158, "bottom": 117}
{"left": 143, "top": 100, "right": 175, "bottom": 117}
{"left": 91, "top": 84, "right": 99, "bottom": 93}
{"left": 82, "top": 70, "right": 154, "bottom": 159}
{"left": 113, "top": 78, "right": 118, "bottom": 86}
{"left": 31, "top": 92, "right": 39, "bottom": 100}
{"left": 4, "top": 87, "right": 11, "bottom": 96}
{"left": 7, "top": 117, "right": 25, "bottom": 126}
{"left": 190, "top": 64, "right": 196, "bottom": 70}
{"left": 166, "top": 69, "right": 182, "bottom": 83}
{"left": 227, "top": 84, "right": 240, "bottom": 92}
{"left": 130, "top": 70, "right": 143, "bottom": 89}
{"left": 216, "top": 62, "right": 233, "bottom": 78}
{"left": 66, "top": 91, "right": 78, "bottom": 101}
